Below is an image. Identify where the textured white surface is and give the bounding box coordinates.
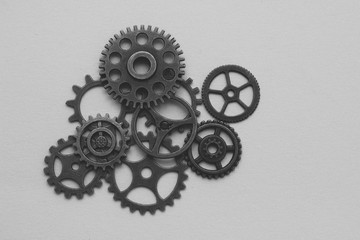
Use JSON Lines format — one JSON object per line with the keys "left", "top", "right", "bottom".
{"left": 1, "top": 0, "right": 360, "bottom": 239}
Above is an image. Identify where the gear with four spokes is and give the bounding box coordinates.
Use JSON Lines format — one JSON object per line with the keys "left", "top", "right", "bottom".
{"left": 202, "top": 65, "right": 260, "bottom": 123}
{"left": 185, "top": 120, "right": 242, "bottom": 179}
{"left": 44, "top": 26, "right": 260, "bottom": 214}
{"left": 106, "top": 137, "right": 187, "bottom": 215}
{"left": 44, "top": 136, "right": 104, "bottom": 199}
{"left": 100, "top": 25, "right": 185, "bottom": 108}
{"left": 74, "top": 114, "right": 130, "bottom": 170}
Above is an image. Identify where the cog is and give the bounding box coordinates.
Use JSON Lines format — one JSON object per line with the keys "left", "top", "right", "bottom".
{"left": 106, "top": 136, "right": 187, "bottom": 215}
{"left": 131, "top": 96, "right": 197, "bottom": 159}
{"left": 44, "top": 136, "right": 103, "bottom": 199}
{"left": 100, "top": 25, "right": 185, "bottom": 108}
{"left": 202, "top": 65, "right": 260, "bottom": 123}
{"left": 185, "top": 120, "right": 242, "bottom": 179}
{"left": 74, "top": 114, "right": 130, "bottom": 170}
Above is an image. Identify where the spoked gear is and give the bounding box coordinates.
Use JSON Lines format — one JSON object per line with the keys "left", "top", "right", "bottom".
{"left": 100, "top": 25, "right": 185, "bottom": 108}
{"left": 202, "top": 65, "right": 260, "bottom": 123}
{"left": 66, "top": 75, "right": 122, "bottom": 125}
{"left": 74, "top": 114, "right": 130, "bottom": 170}
{"left": 44, "top": 136, "right": 103, "bottom": 199}
{"left": 132, "top": 96, "right": 197, "bottom": 159}
{"left": 185, "top": 120, "right": 242, "bottom": 179}
{"left": 106, "top": 137, "right": 188, "bottom": 215}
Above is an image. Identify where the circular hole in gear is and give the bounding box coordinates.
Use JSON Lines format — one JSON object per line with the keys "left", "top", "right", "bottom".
{"left": 227, "top": 90, "right": 235, "bottom": 97}
{"left": 208, "top": 143, "right": 218, "bottom": 154}
{"left": 141, "top": 167, "right": 152, "bottom": 178}
{"left": 153, "top": 38, "right": 165, "bottom": 50}
{"left": 119, "top": 82, "right": 131, "bottom": 94}
{"left": 109, "top": 69, "right": 121, "bottom": 81}
{"left": 133, "top": 57, "right": 151, "bottom": 75}
{"left": 163, "top": 51, "right": 175, "bottom": 64}
{"left": 71, "top": 163, "right": 80, "bottom": 171}
{"left": 109, "top": 52, "right": 121, "bottom": 65}
{"left": 136, "top": 87, "right": 148, "bottom": 100}
{"left": 162, "top": 68, "right": 175, "bottom": 80}
{"left": 152, "top": 82, "right": 165, "bottom": 95}
{"left": 136, "top": 33, "right": 148, "bottom": 45}
{"left": 119, "top": 38, "right": 132, "bottom": 50}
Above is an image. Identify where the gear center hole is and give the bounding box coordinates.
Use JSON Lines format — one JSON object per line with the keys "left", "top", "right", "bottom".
{"left": 208, "top": 143, "right": 218, "bottom": 154}
{"left": 141, "top": 167, "right": 152, "bottom": 178}
{"left": 227, "top": 90, "right": 235, "bottom": 98}
{"left": 133, "top": 57, "right": 151, "bottom": 75}
{"left": 72, "top": 163, "right": 80, "bottom": 171}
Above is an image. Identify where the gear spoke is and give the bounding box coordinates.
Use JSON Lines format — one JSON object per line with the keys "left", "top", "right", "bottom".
{"left": 194, "top": 156, "right": 203, "bottom": 164}
{"left": 195, "top": 135, "right": 203, "bottom": 143}
{"left": 208, "top": 89, "right": 223, "bottom": 95}
{"left": 220, "top": 101, "right": 228, "bottom": 114}
{"left": 215, "top": 162, "right": 222, "bottom": 170}
{"left": 214, "top": 127, "right": 221, "bottom": 136}
{"left": 238, "top": 82, "right": 251, "bottom": 91}
{"left": 226, "top": 145, "right": 235, "bottom": 151}
{"left": 236, "top": 98, "right": 248, "bottom": 110}
{"left": 224, "top": 71, "right": 231, "bottom": 86}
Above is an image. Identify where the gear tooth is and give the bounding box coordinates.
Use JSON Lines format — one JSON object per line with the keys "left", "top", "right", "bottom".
{"left": 87, "top": 188, "right": 94, "bottom": 195}
{"left": 196, "top": 99, "right": 203, "bottom": 105}
{"left": 108, "top": 185, "right": 115, "bottom": 193}
{"left": 126, "top": 27, "right": 131, "bottom": 32}
{"left": 195, "top": 110, "right": 201, "bottom": 117}
{"left": 114, "top": 34, "right": 120, "bottom": 39}
{"left": 193, "top": 87, "right": 200, "bottom": 95}
{"left": 49, "top": 146, "right": 57, "bottom": 154}
{"left": 96, "top": 113, "right": 102, "bottom": 118}
{"left": 139, "top": 209, "right": 146, "bottom": 215}
{"left": 101, "top": 49, "right": 108, "bottom": 56}
{"left": 165, "top": 34, "right": 171, "bottom": 39}
{"left": 133, "top": 25, "right": 138, "bottom": 31}
{"left": 65, "top": 192, "right": 72, "bottom": 199}
{"left": 43, "top": 167, "right": 50, "bottom": 175}
{"left": 105, "top": 113, "right": 110, "bottom": 118}
{"left": 147, "top": 25, "right": 152, "bottom": 31}
{"left": 44, "top": 156, "right": 50, "bottom": 164}
{"left": 47, "top": 178, "right": 54, "bottom": 185}
{"left": 149, "top": 208, "right": 156, "bottom": 215}
{"left": 54, "top": 186, "right": 62, "bottom": 194}
{"left": 154, "top": 27, "right": 158, "bottom": 32}
{"left": 180, "top": 70, "right": 185, "bottom": 75}
{"left": 65, "top": 100, "right": 75, "bottom": 107}
{"left": 140, "top": 25, "right": 145, "bottom": 30}
{"left": 76, "top": 193, "right": 84, "bottom": 199}
{"left": 95, "top": 181, "right": 102, "bottom": 188}
{"left": 57, "top": 138, "right": 65, "bottom": 145}
{"left": 85, "top": 75, "right": 93, "bottom": 84}
{"left": 160, "top": 30, "right": 165, "bottom": 36}
{"left": 68, "top": 114, "right": 78, "bottom": 123}
{"left": 72, "top": 85, "right": 81, "bottom": 94}
{"left": 170, "top": 38, "right": 176, "bottom": 44}
{"left": 174, "top": 43, "right": 180, "bottom": 49}
{"left": 120, "top": 30, "right": 125, "bottom": 35}
{"left": 89, "top": 115, "right": 94, "bottom": 120}
{"left": 185, "top": 78, "right": 193, "bottom": 85}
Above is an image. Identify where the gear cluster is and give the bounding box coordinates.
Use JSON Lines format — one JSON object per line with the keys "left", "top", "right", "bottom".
{"left": 43, "top": 25, "right": 260, "bottom": 215}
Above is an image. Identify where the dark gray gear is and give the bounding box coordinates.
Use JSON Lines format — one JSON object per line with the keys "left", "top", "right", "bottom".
{"left": 106, "top": 137, "right": 188, "bottom": 215}
{"left": 185, "top": 120, "right": 242, "bottom": 179}
{"left": 44, "top": 136, "right": 103, "bottom": 199}
{"left": 100, "top": 25, "right": 185, "bottom": 108}
{"left": 74, "top": 114, "right": 130, "bottom": 170}
{"left": 202, "top": 65, "right": 260, "bottom": 123}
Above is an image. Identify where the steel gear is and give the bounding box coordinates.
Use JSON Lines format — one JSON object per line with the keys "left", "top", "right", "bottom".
{"left": 66, "top": 75, "right": 122, "bottom": 125}
{"left": 74, "top": 114, "right": 130, "bottom": 170}
{"left": 100, "top": 25, "right": 185, "bottom": 108}
{"left": 132, "top": 96, "right": 197, "bottom": 159}
{"left": 106, "top": 137, "right": 187, "bottom": 215}
{"left": 44, "top": 136, "right": 103, "bottom": 199}
{"left": 185, "top": 120, "right": 242, "bottom": 179}
{"left": 202, "top": 65, "right": 260, "bottom": 123}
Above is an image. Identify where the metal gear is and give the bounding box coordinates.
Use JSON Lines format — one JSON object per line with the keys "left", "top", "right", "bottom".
{"left": 185, "top": 120, "right": 242, "bottom": 179}
{"left": 74, "top": 114, "right": 130, "bottom": 170}
{"left": 100, "top": 25, "right": 185, "bottom": 108}
{"left": 132, "top": 96, "right": 197, "bottom": 159}
{"left": 106, "top": 137, "right": 188, "bottom": 215}
{"left": 202, "top": 65, "right": 260, "bottom": 123}
{"left": 44, "top": 136, "right": 103, "bottom": 199}
{"left": 66, "top": 75, "right": 122, "bottom": 125}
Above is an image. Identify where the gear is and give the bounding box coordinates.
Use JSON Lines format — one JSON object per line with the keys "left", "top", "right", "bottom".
{"left": 132, "top": 96, "right": 197, "bottom": 159}
{"left": 202, "top": 65, "right": 260, "bottom": 123}
{"left": 185, "top": 120, "right": 242, "bottom": 179}
{"left": 44, "top": 136, "right": 103, "bottom": 199}
{"left": 74, "top": 114, "right": 130, "bottom": 170}
{"left": 106, "top": 137, "right": 188, "bottom": 215}
{"left": 100, "top": 25, "right": 185, "bottom": 108}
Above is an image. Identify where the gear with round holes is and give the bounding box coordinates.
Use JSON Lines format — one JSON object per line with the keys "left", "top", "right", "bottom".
{"left": 202, "top": 65, "right": 260, "bottom": 123}
{"left": 106, "top": 137, "right": 188, "bottom": 215}
{"left": 100, "top": 25, "right": 185, "bottom": 109}
{"left": 132, "top": 96, "right": 198, "bottom": 159}
{"left": 66, "top": 75, "right": 123, "bottom": 125}
{"left": 44, "top": 136, "right": 104, "bottom": 199}
{"left": 74, "top": 114, "right": 130, "bottom": 170}
{"left": 185, "top": 120, "right": 241, "bottom": 179}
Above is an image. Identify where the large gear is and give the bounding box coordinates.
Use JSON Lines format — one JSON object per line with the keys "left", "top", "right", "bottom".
{"left": 106, "top": 137, "right": 187, "bottom": 215}
{"left": 202, "top": 65, "right": 260, "bottom": 123}
{"left": 74, "top": 114, "right": 130, "bottom": 170}
{"left": 132, "top": 96, "right": 197, "bottom": 159}
{"left": 100, "top": 25, "right": 185, "bottom": 108}
{"left": 185, "top": 120, "right": 242, "bottom": 179}
{"left": 44, "top": 136, "right": 103, "bottom": 199}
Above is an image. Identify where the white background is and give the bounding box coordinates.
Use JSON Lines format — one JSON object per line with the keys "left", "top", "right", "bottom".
{"left": 1, "top": 0, "right": 360, "bottom": 239}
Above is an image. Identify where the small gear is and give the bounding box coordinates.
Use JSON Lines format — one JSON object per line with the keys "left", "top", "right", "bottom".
{"left": 44, "top": 136, "right": 103, "bottom": 199}
{"left": 100, "top": 25, "right": 185, "bottom": 108}
{"left": 185, "top": 120, "right": 242, "bottom": 179}
{"left": 132, "top": 96, "right": 197, "bottom": 159}
{"left": 202, "top": 65, "right": 260, "bottom": 123}
{"left": 74, "top": 114, "right": 130, "bottom": 170}
{"left": 106, "top": 137, "right": 187, "bottom": 215}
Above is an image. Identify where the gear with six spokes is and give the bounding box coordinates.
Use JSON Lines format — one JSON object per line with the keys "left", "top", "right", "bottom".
{"left": 100, "top": 25, "right": 185, "bottom": 108}
{"left": 43, "top": 25, "right": 260, "bottom": 214}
